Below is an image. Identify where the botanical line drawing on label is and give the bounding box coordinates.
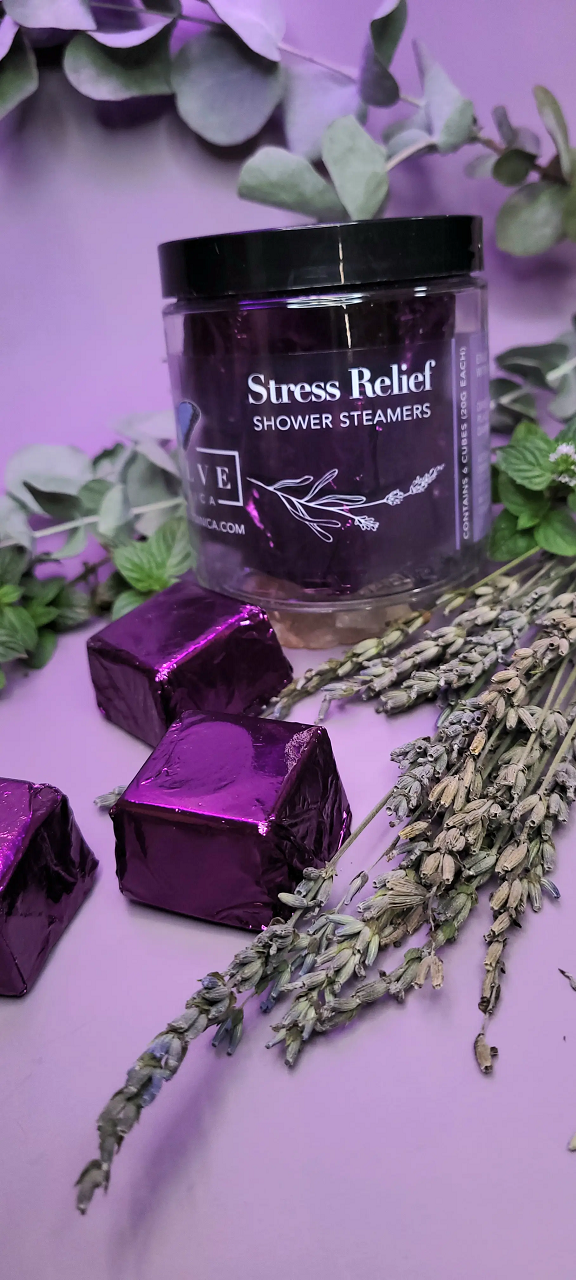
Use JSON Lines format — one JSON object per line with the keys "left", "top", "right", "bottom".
{"left": 246, "top": 466, "right": 445, "bottom": 544}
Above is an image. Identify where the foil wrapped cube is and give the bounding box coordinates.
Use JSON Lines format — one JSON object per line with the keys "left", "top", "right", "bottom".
{"left": 87, "top": 573, "right": 293, "bottom": 747}
{"left": 0, "top": 779, "right": 98, "bottom": 997}
{"left": 112, "top": 711, "right": 351, "bottom": 931}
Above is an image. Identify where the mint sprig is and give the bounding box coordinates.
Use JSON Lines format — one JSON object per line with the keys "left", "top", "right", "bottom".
{"left": 491, "top": 417, "right": 576, "bottom": 560}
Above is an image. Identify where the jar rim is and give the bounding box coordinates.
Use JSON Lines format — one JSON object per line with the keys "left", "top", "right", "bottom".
{"left": 158, "top": 216, "right": 483, "bottom": 301}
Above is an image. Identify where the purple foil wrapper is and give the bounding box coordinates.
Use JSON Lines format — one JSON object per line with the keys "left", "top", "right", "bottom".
{"left": 0, "top": 778, "right": 98, "bottom": 997}
{"left": 112, "top": 711, "right": 351, "bottom": 931}
{"left": 87, "top": 573, "right": 293, "bottom": 747}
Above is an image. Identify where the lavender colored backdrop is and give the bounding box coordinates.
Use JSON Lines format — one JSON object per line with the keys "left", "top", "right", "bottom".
{"left": 0, "top": 0, "right": 575, "bottom": 478}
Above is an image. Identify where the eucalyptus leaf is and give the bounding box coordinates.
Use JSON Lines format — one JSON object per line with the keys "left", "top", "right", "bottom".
{"left": 97, "top": 482, "right": 132, "bottom": 542}
{"left": 133, "top": 436, "right": 180, "bottom": 477}
{"left": 534, "top": 86, "right": 572, "bottom": 182}
{"left": 111, "top": 588, "right": 151, "bottom": 620}
{"left": 488, "top": 508, "right": 536, "bottom": 562}
{"left": 64, "top": 28, "right": 172, "bottom": 101}
{"left": 172, "top": 28, "right": 283, "bottom": 147}
{"left": 283, "top": 65, "right": 366, "bottom": 161}
{"left": 92, "top": 442, "right": 128, "bottom": 480}
{"left": 123, "top": 452, "right": 178, "bottom": 513}
{"left": 322, "top": 115, "right": 389, "bottom": 221}
{"left": 492, "top": 149, "right": 534, "bottom": 187}
{"left": 370, "top": 0, "right": 407, "bottom": 67}
{"left": 0, "top": 495, "right": 33, "bottom": 551}
{"left": 47, "top": 523, "right": 89, "bottom": 560}
{"left": 413, "top": 39, "right": 474, "bottom": 153}
{"left": 27, "top": 628, "right": 58, "bottom": 669}
{"left": 548, "top": 371, "right": 576, "bottom": 422}
{"left": 238, "top": 146, "right": 345, "bottom": 219}
{"left": 465, "top": 152, "right": 496, "bottom": 179}
{"left": 90, "top": 11, "right": 176, "bottom": 48}
{"left": 563, "top": 182, "right": 576, "bottom": 243}
{"left": 4, "top": 0, "right": 95, "bottom": 30}
{"left": 492, "top": 105, "right": 540, "bottom": 156}
{"left": 117, "top": 410, "right": 176, "bottom": 443}
{"left": 382, "top": 111, "right": 431, "bottom": 159}
{"left": 497, "top": 341, "right": 569, "bottom": 389}
{"left": 208, "top": 0, "right": 285, "bottom": 62}
{"left": 0, "top": 29, "right": 38, "bottom": 121}
{"left": 496, "top": 181, "right": 568, "bottom": 256}
{"left": 79, "top": 478, "right": 112, "bottom": 515}
{"left": 492, "top": 105, "right": 514, "bottom": 147}
{"left": 534, "top": 506, "right": 576, "bottom": 556}
{"left": 359, "top": 42, "right": 398, "bottom": 108}
{"left": 23, "top": 483, "right": 80, "bottom": 521}
{"left": 5, "top": 444, "right": 93, "bottom": 512}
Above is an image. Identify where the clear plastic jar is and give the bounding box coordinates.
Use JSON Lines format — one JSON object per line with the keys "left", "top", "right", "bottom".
{"left": 160, "top": 218, "right": 490, "bottom": 647}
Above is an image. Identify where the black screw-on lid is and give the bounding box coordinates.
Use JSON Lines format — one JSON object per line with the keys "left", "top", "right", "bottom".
{"left": 158, "top": 216, "right": 483, "bottom": 300}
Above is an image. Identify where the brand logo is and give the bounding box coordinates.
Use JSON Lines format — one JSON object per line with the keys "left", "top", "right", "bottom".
{"left": 191, "top": 447, "right": 243, "bottom": 508}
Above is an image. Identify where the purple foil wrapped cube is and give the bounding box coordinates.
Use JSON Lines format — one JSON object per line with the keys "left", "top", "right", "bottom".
{"left": 0, "top": 779, "right": 98, "bottom": 997}
{"left": 87, "top": 573, "right": 293, "bottom": 747}
{"left": 112, "top": 711, "right": 351, "bottom": 931}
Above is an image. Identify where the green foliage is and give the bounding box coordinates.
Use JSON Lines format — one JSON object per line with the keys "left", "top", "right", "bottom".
{"left": 0, "top": 414, "right": 194, "bottom": 693}
{"left": 112, "top": 517, "right": 192, "bottom": 597}
{"left": 491, "top": 370, "right": 576, "bottom": 560}
{"left": 321, "top": 115, "right": 389, "bottom": 220}
{"left": 0, "top": 0, "right": 572, "bottom": 258}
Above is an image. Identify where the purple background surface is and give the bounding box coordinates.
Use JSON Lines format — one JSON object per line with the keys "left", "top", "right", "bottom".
{"left": 2, "top": 1, "right": 576, "bottom": 1275}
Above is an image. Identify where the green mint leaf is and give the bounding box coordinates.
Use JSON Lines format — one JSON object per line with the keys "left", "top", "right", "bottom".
{"left": 27, "top": 627, "right": 58, "bottom": 669}
{"left": 0, "top": 546, "right": 28, "bottom": 586}
{"left": 497, "top": 472, "right": 550, "bottom": 527}
{"left": 53, "top": 586, "right": 92, "bottom": 631}
{"left": 0, "top": 605, "right": 38, "bottom": 654}
{"left": 111, "top": 588, "right": 151, "bottom": 620}
{"left": 113, "top": 518, "right": 192, "bottom": 594}
{"left": 568, "top": 491, "right": 576, "bottom": 512}
{"left": 25, "top": 600, "right": 60, "bottom": 628}
{"left": 534, "top": 507, "right": 576, "bottom": 556}
{"left": 22, "top": 575, "right": 66, "bottom": 605}
{"left": 488, "top": 509, "right": 536, "bottom": 561}
{"left": 497, "top": 429, "right": 554, "bottom": 491}
{"left": 0, "top": 583, "right": 22, "bottom": 605}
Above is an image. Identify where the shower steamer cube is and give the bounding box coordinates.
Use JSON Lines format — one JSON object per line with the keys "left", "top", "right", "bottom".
{"left": 0, "top": 779, "right": 98, "bottom": 997}
{"left": 112, "top": 710, "right": 351, "bottom": 931}
{"left": 87, "top": 573, "right": 293, "bottom": 747}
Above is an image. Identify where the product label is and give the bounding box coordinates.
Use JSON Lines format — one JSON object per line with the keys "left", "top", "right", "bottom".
{"left": 175, "top": 336, "right": 491, "bottom": 595}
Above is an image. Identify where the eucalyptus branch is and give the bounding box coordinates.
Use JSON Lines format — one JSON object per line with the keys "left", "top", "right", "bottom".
{"left": 0, "top": 497, "right": 184, "bottom": 552}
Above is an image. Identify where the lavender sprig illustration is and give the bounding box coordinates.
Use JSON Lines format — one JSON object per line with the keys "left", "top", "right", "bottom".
{"left": 246, "top": 466, "right": 445, "bottom": 543}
